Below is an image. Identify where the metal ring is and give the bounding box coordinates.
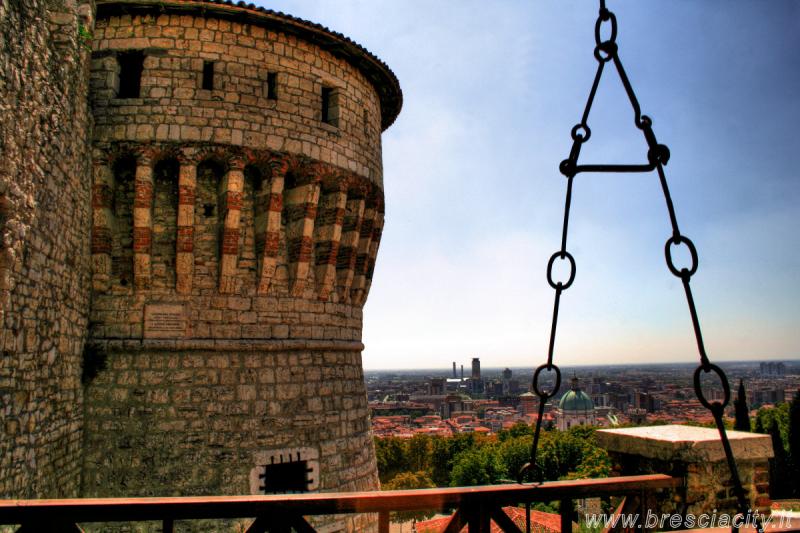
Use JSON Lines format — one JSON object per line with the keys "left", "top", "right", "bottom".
{"left": 518, "top": 462, "right": 545, "bottom": 484}
{"left": 594, "top": 10, "right": 617, "bottom": 46}
{"left": 648, "top": 144, "right": 671, "bottom": 166}
{"left": 593, "top": 42, "right": 616, "bottom": 63}
{"left": 547, "top": 251, "right": 576, "bottom": 290}
{"left": 532, "top": 363, "right": 562, "bottom": 400}
{"left": 664, "top": 235, "right": 698, "bottom": 279}
{"left": 571, "top": 124, "right": 591, "bottom": 142}
{"left": 693, "top": 363, "right": 731, "bottom": 411}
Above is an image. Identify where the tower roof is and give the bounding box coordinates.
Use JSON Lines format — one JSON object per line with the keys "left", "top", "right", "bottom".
{"left": 96, "top": 0, "right": 403, "bottom": 130}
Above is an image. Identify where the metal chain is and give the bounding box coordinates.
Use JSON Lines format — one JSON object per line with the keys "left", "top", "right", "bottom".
{"left": 522, "top": 4, "right": 762, "bottom": 532}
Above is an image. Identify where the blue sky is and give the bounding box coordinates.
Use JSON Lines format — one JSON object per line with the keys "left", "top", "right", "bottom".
{"left": 262, "top": 1, "right": 800, "bottom": 370}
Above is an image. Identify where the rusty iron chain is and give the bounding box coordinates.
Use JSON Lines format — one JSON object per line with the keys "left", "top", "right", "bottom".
{"left": 521, "top": 4, "right": 762, "bottom": 532}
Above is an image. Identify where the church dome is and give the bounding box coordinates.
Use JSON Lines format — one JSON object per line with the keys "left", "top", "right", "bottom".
{"left": 559, "top": 389, "right": 594, "bottom": 412}
{"left": 558, "top": 376, "right": 594, "bottom": 412}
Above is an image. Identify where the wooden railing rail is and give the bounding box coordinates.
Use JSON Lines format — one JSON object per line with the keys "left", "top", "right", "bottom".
{"left": 0, "top": 474, "right": 678, "bottom": 533}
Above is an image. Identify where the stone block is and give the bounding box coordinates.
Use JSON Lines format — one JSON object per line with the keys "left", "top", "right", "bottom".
{"left": 596, "top": 425, "right": 774, "bottom": 463}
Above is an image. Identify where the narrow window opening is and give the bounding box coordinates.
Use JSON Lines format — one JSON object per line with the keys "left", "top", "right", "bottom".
{"left": 202, "top": 61, "right": 215, "bottom": 91}
{"left": 117, "top": 51, "right": 144, "bottom": 99}
{"left": 258, "top": 460, "right": 310, "bottom": 494}
{"left": 266, "top": 72, "right": 278, "bottom": 100}
{"left": 321, "top": 87, "right": 338, "bottom": 127}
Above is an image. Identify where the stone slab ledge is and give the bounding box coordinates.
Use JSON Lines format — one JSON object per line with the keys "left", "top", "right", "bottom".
{"left": 596, "top": 424, "right": 774, "bottom": 463}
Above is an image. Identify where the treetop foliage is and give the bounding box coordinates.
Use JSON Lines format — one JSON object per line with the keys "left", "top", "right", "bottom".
{"left": 376, "top": 425, "right": 611, "bottom": 490}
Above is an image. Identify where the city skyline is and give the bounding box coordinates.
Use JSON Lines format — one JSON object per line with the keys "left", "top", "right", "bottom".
{"left": 262, "top": 0, "right": 800, "bottom": 369}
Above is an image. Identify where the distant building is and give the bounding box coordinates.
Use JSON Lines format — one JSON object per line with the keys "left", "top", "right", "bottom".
{"left": 519, "top": 392, "right": 538, "bottom": 415}
{"left": 492, "top": 381, "right": 504, "bottom": 396}
{"left": 628, "top": 408, "right": 648, "bottom": 425}
{"left": 442, "top": 394, "right": 474, "bottom": 419}
{"left": 760, "top": 362, "right": 786, "bottom": 377}
{"left": 472, "top": 357, "right": 481, "bottom": 380}
{"left": 752, "top": 388, "right": 785, "bottom": 406}
{"left": 557, "top": 376, "right": 596, "bottom": 430}
{"left": 502, "top": 367, "right": 512, "bottom": 395}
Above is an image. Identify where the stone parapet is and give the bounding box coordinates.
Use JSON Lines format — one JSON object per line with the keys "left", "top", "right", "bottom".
{"left": 597, "top": 425, "right": 773, "bottom": 519}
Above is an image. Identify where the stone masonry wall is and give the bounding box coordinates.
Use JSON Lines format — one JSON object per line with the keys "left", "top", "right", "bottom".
{"left": 90, "top": 8, "right": 385, "bottom": 186}
{"left": 80, "top": 4, "right": 397, "bottom": 528}
{"left": 0, "top": 0, "right": 94, "bottom": 498}
{"left": 82, "top": 344, "right": 378, "bottom": 498}
{"left": 597, "top": 426, "right": 774, "bottom": 527}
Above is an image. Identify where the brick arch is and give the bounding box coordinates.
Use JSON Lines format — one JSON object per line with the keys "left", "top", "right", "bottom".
{"left": 151, "top": 155, "right": 180, "bottom": 290}
{"left": 101, "top": 144, "right": 139, "bottom": 170}
{"left": 147, "top": 145, "right": 182, "bottom": 168}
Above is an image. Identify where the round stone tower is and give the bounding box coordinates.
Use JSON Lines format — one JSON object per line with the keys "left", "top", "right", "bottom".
{"left": 82, "top": 0, "right": 401, "bottom": 520}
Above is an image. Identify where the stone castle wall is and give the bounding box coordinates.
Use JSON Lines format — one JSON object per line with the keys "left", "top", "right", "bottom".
{"left": 0, "top": 0, "right": 94, "bottom": 498}
{"left": 90, "top": 9, "right": 385, "bottom": 185}
{"left": 80, "top": 1, "right": 399, "bottom": 519}
{"left": 82, "top": 346, "right": 377, "bottom": 497}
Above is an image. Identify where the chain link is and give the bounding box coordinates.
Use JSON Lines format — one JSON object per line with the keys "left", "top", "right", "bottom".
{"left": 523, "top": 4, "right": 763, "bottom": 532}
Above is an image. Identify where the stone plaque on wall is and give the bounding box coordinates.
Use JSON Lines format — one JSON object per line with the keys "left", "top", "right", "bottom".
{"left": 144, "top": 304, "right": 188, "bottom": 339}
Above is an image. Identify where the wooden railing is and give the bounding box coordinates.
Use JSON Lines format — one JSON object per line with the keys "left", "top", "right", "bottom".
{"left": 0, "top": 474, "right": 678, "bottom": 533}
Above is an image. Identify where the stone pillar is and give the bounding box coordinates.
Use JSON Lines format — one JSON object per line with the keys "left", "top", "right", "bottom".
{"left": 596, "top": 425, "right": 773, "bottom": 519}
{"left": 133, "top": 153, "right": 153, "bottom": 290}
{"left": 219, "top": 156, "right": 245, "bottom": 294}
{"left": 284, "top": 169, "right": 320, "bottom": 298}
{"left": 336, "top": 196, "right": 365, "bottom": 303}
{"left": 314, "top": 184, "right": 347, "bottom": 301}
{"left": 257, "top": 157, "right": 287, "bottom": 295}
{"left": 91, "top": 155, "right": 113, "bottom": 292}
{"left": 350, "top": 205, "right": 376, "bottom": 304}
{"left": 360, "top": 210, "right": 384, "bottom": 306}
{"left": 176, "top": 155, "right": 196, "bottom": 294}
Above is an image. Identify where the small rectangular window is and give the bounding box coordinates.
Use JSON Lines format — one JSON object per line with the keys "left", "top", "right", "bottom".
{"left": 321, "top": 87, "right": 338, "bottom": 127}
{"left": 266, "top": 72, "right": 278, "bottom": 100}
{"left": 117, "top": 51, "right": 145, "bottom": 99}
{"left": 202, "top": 61, "right": 215, "bottom": 91}
{"left": 258, "top": 460, "right": 310, "bottom": 494}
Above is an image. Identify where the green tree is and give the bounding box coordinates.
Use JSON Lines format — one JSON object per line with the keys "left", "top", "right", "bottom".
{"left": 789, "top": 389, "right": 800, "bottom": 497}
{"left": 533, "top": 428, "right": 611, "bottom": 481}
{"left": 429, "top": 436, "right": 452, "bottom": 487}
{"left": 382, "top": 471, "right": 437, "bottom": 524}
{"left": 498, "top": 421, "right": 534, "bottom": 441}
{"left": 375, "top": 437, "right": 408, "bottom": 484}
{"left": 568, "top": 446, "right": 612, "bottom": 479}
{"left": 733, "top": 379, "right": 751, "bottom": 432}
{"left": 754, "top": 403, "right": 789, "bottom": 450}
{"left": 769, "top": 423, "right": 790, "bottom": 498}
{"left": 498, "top": 435, "right": 533, "bottom": 481}
{"left": 450, "top": 446, "right": 503, "bottom": 486}
{"left": 405, "top": 434, "right": 432, "bottom": 473}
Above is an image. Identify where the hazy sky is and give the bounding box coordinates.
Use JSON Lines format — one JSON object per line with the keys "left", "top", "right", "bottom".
{"left": 261, "top": 1, "right": 800, "bottom": 370}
